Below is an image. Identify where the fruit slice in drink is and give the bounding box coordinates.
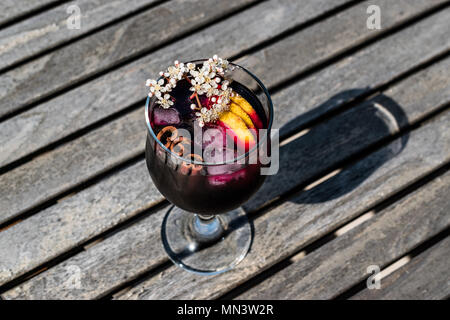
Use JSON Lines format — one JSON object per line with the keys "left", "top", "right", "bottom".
{"left": 230, "top": 103, "right": 255, "bottom": 129}
{"left": 218, "top": 111, "right": 256, "bottom": 151}
{"left": 231, "top": 95, "right": 264, "bottom": 129}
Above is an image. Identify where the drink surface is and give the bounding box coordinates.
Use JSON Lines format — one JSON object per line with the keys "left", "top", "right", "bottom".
{"left": 146, "top": 79, "right": 268, "bottom": 214}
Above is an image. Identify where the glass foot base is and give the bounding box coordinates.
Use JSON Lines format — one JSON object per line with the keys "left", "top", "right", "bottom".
{"left": 161, "top": 205, "right": 252, "bottom": 275}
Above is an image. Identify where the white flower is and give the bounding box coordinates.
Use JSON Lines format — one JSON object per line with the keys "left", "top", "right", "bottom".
{"left": 148, "top": 78, "right": 166, "bottom": 98}
{"left": 165, "top": 65, "right": 184, "bottom": 81}
{"left": 189, "top": 66, "right": 210, "bottom": 85}
{"left": 197, "top": 71, "right": 220, "bottom": 97}
{"left": 203, "top": 55, "right": 229, "bottom": 76}
{"left": 174, "top": 60, "right": 185, "bottom": 70}
{"left": 156, "top": 94, "right": 174, "bottom": 109}
{"left": 221, "top": 80, "right": 229, "bottom": 90}
{"left": 147, "top": 56, "right": 233, "bottom": 124}
{"left": 186, "top": 62, "right": 196, "bottom": 71}
{"left": 203, "top": 83, "right": 220, "bottom": 97}
{"left": 219, "top": 88, "right": 232, "bottom": 105}
{"left": 190, "top": 79, "right": 206, "bottom": 95}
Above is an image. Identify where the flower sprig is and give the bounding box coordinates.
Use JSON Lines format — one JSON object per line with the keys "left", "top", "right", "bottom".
{"left": 145, "top": 55, "right": 234, "bottom": 126}
{"left": 193, "top": 86, "right": 233, "bottom": 127}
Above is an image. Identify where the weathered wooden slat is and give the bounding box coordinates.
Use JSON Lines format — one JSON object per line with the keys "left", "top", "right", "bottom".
{"left": 1, "top": 198, "right": 169, "bottom": 300}
{"left": 0, "top": 0, "right": 60, "bottom": 27}
{"left": 1, "top": 3, "right": 449, "bottom": 226}
{"left": 0, "top": 0, "right": 355, "bottom": 223}
{"left": 0, "top": 161, "right": 163, "bottom": 288}
{"left": 3, "top": 0, "right": 415, "bottom": 167}
{"left": 0, "top": 0, "right": 161, "bottom": 72}
{"left": 0, "top": 109, "right": 145, "bottom": 226}
{"left": 237, "top": 171, "right": 450, "bottom": 299}
{"left": 2, "top": 64, "right": 449, "bottom": 298}
{"left": 246, "top": 49, "right": 450, "bottom": 211}
{"left": 0, "top": 0, "right": 259, "bottom": 121}
{"left": 351, "top": 237, "right": 450, "bottom": 300}
{"left": 0, "top": 11, "right": 449, "bottom": 290}
{"left": 0, "top": 0, "right": 261, "bottom": 120}
{"left": 113, "top": 112, "right": 450, "bottom": 301}
{"left": 236, "top": 0, "right": 447, "bottom": 93}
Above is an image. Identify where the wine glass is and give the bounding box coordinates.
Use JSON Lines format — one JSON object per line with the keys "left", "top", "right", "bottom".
{"left": 145, "top": 60, "right": 273, "bottom": 275}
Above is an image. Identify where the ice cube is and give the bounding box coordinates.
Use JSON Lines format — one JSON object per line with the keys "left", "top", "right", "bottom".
{"left": 202, "top": 126, "right": 227, "bottom": 149}
{"left": 205, "top": 148, "right": 242, "bottom": 175}
{"left": 207, "top": 168, "right": 247, "bottom": 186}
{"left": 192, "top": 124, "right": 227, "bottom": 151}
{"left": 153, "top": 107, "right": 180, "bottom": 126}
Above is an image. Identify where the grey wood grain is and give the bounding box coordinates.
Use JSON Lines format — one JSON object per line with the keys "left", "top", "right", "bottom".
{"left": 0, "top": 108, "right": 146, "bottom": 226}
{"left": 236, "top": 0, "right": 447, "bottom": 92}
{"left": 351, "top": 237, "right": 450, "bottom": 300}
{"left": 0, "top": 0, "right": 361, "bottom": 166}
{"left": 0, "top": 1, "right": 448, "bottom": 294}
{"left": 0, "top": 0, "right": 355, "bottom": 221}
{"left": 0, "top": 0, "right": 60, "bottom": 27}
{"left": 0, "top": 161, "right": 163, "bottom": 288}
{"left": 0, "top": 5, "right": 449, "bottom": 253}
{"left": 237, "top": 172, "right": 450, "bottom": 300}
{"left": 1, "top": 201, "right": 169, "bottom": 300}
{"left": 2, "top": 70, "right": 449, "bottom": 298}
{"left": 113, "top": 111, "right": 450, "bottom": 300}
{"left": 1, "top": 0, "right": 448, "bottom": 168}
{"left": 1, "top": 3, "right": 449, "bottom": 226}
{"left": 0, "top": 0, "right": 259, "bottom": 119}
{"left": 0, "top": 0, "right": 160, "bottom": 71}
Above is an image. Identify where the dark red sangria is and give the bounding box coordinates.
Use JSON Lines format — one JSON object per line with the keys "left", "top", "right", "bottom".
{"left": 146, "top": 78, "right": 268, "bottom": 214}
{"left": 144, "top": 56, "right": 273, "bottom": 274}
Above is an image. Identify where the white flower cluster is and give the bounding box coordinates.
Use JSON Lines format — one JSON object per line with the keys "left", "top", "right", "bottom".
{"left": 145, "top": 60, "right": 187, "bottom": 108}
{"left": 194, "top": 86, "right": 233, "bottom": 127}
{"left": 145, "top": 55, "right": 233, "bottom": 124}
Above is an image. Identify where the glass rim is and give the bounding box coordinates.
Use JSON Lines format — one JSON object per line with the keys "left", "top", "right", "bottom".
{"left": 145, "top": 60, "right": 274, "bottom": 166}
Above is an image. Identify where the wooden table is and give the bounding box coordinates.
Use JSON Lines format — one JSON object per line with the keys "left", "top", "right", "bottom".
{"left": 0, "top": 0, "right": 449, "bottom": 300}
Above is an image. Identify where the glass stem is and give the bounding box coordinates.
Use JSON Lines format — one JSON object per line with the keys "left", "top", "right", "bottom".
{"left": 192, "top": 214, "right": 223, "bottom": 242}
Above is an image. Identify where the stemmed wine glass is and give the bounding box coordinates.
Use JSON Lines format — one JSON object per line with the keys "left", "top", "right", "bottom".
{"left": 145, "top": 60, "right": 273, "bottom": 275}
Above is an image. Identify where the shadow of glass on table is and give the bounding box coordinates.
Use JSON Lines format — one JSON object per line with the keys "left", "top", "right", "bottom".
{"left": 160, "top": 89, "right": 410, "bottom": 272}
{"left": 245, "top": 89, "right": 410, "bottom": 209}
